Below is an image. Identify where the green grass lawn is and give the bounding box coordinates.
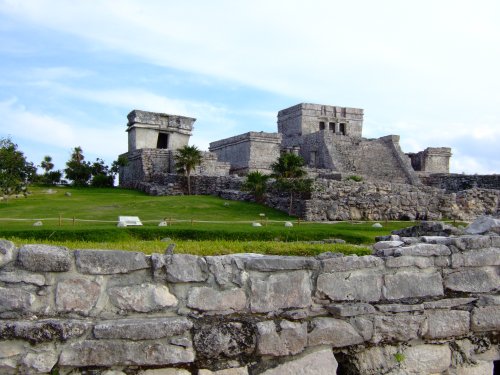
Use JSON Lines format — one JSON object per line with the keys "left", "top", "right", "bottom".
{"left": 0, "top": 186, "right": 416, "bottom": 255}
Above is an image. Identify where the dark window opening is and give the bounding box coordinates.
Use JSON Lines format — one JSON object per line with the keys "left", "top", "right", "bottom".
{"left": 494, "top": 360, "right": 499, "bottom": 374}
{"left": 329, "top": 122, "right": 335, "bottom": 131}
{"left": 157, "top": 133, "right": 169, "bottom": 149}
{"left": 319, "top": 121, "right": 325, "bottom": 130}
{"left": 339, "top": 123, "right": 346, "bottom": 135}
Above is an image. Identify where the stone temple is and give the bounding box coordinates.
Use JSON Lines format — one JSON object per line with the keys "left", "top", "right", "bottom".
{"left": 120, "top": 103, "right": 451, "bottom": 186}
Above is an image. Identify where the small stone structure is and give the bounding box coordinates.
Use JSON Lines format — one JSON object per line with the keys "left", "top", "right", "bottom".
{"left": 0, "top": 224, "right": 499, "bottom": 373}
{"left": 209, "top": 132, "right": 282, "bottom": 175}
{"left": 408, "top": 147, "right": 452, "bottom": 174}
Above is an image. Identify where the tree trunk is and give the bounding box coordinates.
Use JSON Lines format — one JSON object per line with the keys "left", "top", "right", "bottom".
{"left": 187, "top": 173, "right": 191, "bottom": 195}
{"left": 288, "top": 191, "right": 294, "bottom": 215}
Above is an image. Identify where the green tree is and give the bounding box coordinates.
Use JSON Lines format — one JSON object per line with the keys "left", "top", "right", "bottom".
{"left": 40, "top": 155, "right": 54, "bottom": 173}
{"left": 271, "top": 152, "right": 313, "bottom": 215}
{"left": 90, "top": 158, "right": 114, "bottom": 187}
{"left": 174, "top": 145, "right": 202, "bottom": 195}
{"left": 39, "top": 155, "right": 62, "bottom": 185}
{"left": 64, "top": 146, "right": 92, "bottom": 186}
{"left": 242, "top": 171, "right": 270, "bottom": 203}
{"left": 0, "top": 137, "right": 36, "bottom": 198}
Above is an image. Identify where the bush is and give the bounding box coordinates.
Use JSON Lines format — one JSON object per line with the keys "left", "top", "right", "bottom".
{"left": 346, "top": 175, "right": 363, "bottom": 182}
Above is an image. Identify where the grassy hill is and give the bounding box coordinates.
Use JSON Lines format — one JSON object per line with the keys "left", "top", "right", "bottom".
{"left": 0, "top": 186, "right": 414, "bottom": 255}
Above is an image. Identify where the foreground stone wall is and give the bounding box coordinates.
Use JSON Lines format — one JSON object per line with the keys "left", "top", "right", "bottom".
{"left": 0, "top": 232, "right": 499, "bottom": 374}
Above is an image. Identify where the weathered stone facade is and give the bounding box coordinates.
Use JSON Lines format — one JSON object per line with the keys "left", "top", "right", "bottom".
{"left": 1, "top": 225, "right": 499, "bottom": 374}
{"left": 127, "top": 110, "right": 195, "bottom": 152}
{"left": 209, "top": 132, "right": 282, "bottom": 175}
{"left": 408, "top": 147, "right": 452, "bottom": 174}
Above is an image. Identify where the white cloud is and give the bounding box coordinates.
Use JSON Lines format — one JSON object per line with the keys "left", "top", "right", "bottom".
{"left": 1, "top": 0, "right": 499, "bottom": 172}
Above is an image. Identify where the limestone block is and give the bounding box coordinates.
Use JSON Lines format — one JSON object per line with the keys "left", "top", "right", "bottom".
{"left": 108, "top": 283, "right": 178, "bottom": 312}
{"left": 450, "top": 235, "right": 492, "bottom": 251}
{"left": 451, "top": 247, "right": 500, "bottom": 268}
{"left": 75, "top": 249, "right": 149, "bottom": 274}
{"left": 20, "top": 350, "right": 58, "bottom": 373}
{"left": 349, "top": 346, "right": 399, "bottom": 375}
{"left": 308, "top": 317, "right": 364, "bottom": 347}
{"left": 465, "top": 215, "right": 500, "bottom": 234}
{"left": 351, "top": 316, "right": 374, "bottom": 341}
{"left": 193, "top": 321, "right": 255, "bottom": 359}
{"left": 423, "top": 297, "right": 476, "bottom": 309}
{"left": 444, "top": 267, "right": 500, "bottom": 293}
{"left": 187, "top": 287, "right": 246, "bottom": 312}
{"left": 385, "top": 256, "right": 434, "bottom": 269}
{"left": 0, "top": 320, "right": 90, "bottom": 344}
{"left": 424, "top": 310, "right": 470, "bottom": 338}
{"left": 321, "top": 255, "right": 384, "bottom": 272}
{"left": 421, "top": 236, "right": 452, "bottom": 245}
{"left": 384, "top": 271, "right": 443, "bottom": 300}
{"left": 56, "top": 277, "right": 101, "bottom": 314}
{"left": 244, "top": 255, "right": 318, "bottom": 271}
{"left": 18, "top": 244, "right": 71, "bottom": 272}
{"left": 317, "top": 272, "right": 382, "bottom": 302}
{"left": 166, "top": 254, "right": 208, "bottom": 282}
{"left": 94, "top": 317, "right": 192, "bottom": 340}
{"left": 139, "top": 369, "right": 191, "bottom": 375}
{"left": 371, "top": 314, "right": 426, "bottom": 343}
{"left": 250, "top": 271, "right": 311, "bottom": 313}
{"left": 198, "top": 368, "right": 248, "bottom": 375}
{"left": 0, "top": 341, "right": 24, "bottom": 358}
{"left": 372, "top": 241, "right": 404, "bottom": 251}
{"left": 376, "top": 303, "right": 424, "bottom": 313}
{"left": 471, "top": 306, "right": 500, "bottom": 332}
{"left": 0, "top": 240, "right": 17, "bottom": 268}
{"left": 327, "top": 303, "right": 376, "bottom": 317}
{"left": 205, "top": 256, "right": 242, "bottom": 287}
{"left": 260, "top": 348, "right": 338, "bottom": 375}
{"left": 257, "top": 320, "right": 307, "bottom": 356}
{"left": 0, "top": 287, "right": 35, "bottom": 313}
{"left": 394, "top": 243, "right": 451, "bottom": 257}
{"left": 0, "top": 270, "right": 45, "bottom": 286}
{"left": 454, "top": 361, "right": 494, "bottom": 375}
{"left": 401, "top": 344, "right": 451, "bottom": 374}
{"left": 59, "top": 339, "right": 195, "bottom": 366}
{"left": 477, "top": 294, "right": 500, "bottom": 306}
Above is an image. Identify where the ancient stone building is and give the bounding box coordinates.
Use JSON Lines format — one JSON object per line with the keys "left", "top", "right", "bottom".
{"left": 119, "top": 103, "right": 452, "bottom": 188}
{"left": 126, "top": 110, "right": 195, "bottom": 152}
{"left": 209, "top": 132, "right": 282, "bottom": 175}
{"left": 408, "top": 147, "right": 452, "bottom": 174}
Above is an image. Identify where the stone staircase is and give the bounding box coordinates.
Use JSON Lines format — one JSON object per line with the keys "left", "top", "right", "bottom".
{"left": 322, "top": 135, "right": 412, "bottom": 184}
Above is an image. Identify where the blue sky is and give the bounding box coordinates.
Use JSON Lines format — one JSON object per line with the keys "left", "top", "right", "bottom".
{"left": 1, "top": 0, "right": 499, "bottom": 174}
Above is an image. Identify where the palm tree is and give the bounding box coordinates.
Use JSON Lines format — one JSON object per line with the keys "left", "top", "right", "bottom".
{"left": 40, "top": 155, "right": 54, "bottom": 173}
{"left": 271, "top": 153, "right": 311, "bottom": 215}
{"left": 242, "top": 171, "right": 270, "bottom": 203}
{"left": 271, "top": 152, "right": 306, "bottom": 179}
{"left": 174, "top": 145, "right": 202, "bottom": 195}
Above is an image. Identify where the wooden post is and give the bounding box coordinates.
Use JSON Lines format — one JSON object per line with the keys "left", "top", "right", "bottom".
{"left": 265, "top": 217, "right": 268, "bottom": 227}
{"left": 59, "top": 214, "right": 62, "bottom": 226}
{"left": 297, "top": 217, "right": 301, "bottom": 226}
{"left": 169, "top": 217, "right": 172, "bottom": 226}
{"left": 191, "top": 217, "right": 194, "bottom": 226}
{"left": 72, "top": 216, "right": 75, "bottom": 226}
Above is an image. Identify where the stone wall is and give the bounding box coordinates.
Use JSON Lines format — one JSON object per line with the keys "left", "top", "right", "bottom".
{"left": 422, "top": 173, "right": 500, "bottom": 192}
{"left": 0, "top": 231, "right": 499, "bottom": 374}
{"left": 304, "top": 180, "right": 500, "bottom": 222}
